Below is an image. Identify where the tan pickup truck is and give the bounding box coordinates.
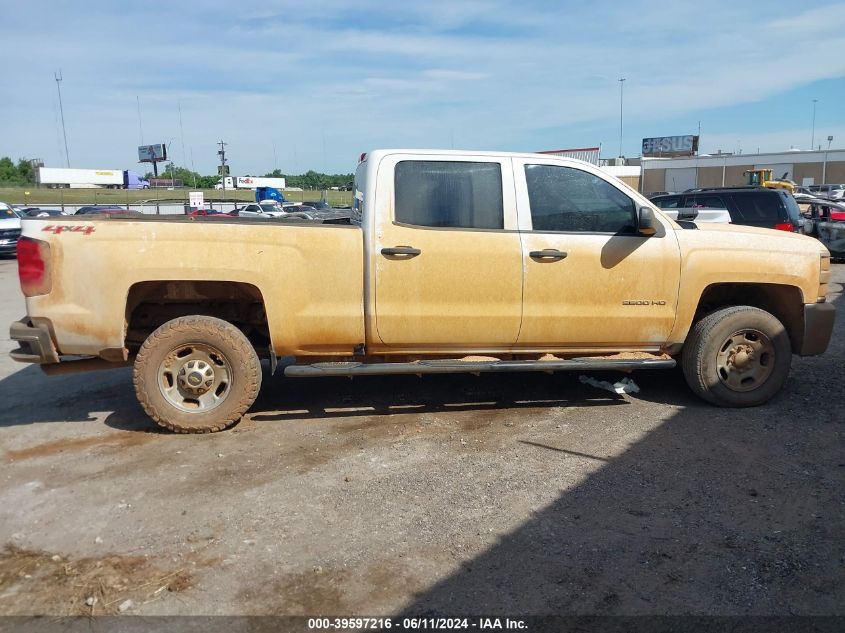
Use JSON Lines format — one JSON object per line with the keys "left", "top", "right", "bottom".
{"left": 10, "top": 150, "right": 835, "bottom": 433}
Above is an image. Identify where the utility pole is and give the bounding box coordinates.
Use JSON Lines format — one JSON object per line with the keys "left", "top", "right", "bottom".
{"left": 618, "top": 77, "right": 626, "bottom": 159}
{"left": 178, "top": 101, "right": 187, "bottom": 175}
{"left": 217, "top": 140, "right": 228, "bottom": 199}
{"left": 811, "top": 99, "right": 818, "bottom": 150}
{"left": 137, "top": 96, "right": 144, "bottom": 145}
{"left": 54, "top": 70, "right": 70, "bottom": 167}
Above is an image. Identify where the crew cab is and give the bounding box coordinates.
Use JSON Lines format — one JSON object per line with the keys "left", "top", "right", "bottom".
{"left": 9, "top": 150, "right": 835, "bottom": 433}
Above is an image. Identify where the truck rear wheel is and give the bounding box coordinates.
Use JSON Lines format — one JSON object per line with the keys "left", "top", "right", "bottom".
{"left": 682, "top": 306, "right": 791, "bottom": 407}
{"left": 133, "top": 316, "right": 261, "bottom": 433}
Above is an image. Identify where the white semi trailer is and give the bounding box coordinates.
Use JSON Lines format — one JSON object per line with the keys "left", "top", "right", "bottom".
{"left": 38, "top": 168, "right": 150, "bottom": 189}
{"left": 214, "top": 176, "right": 286, "bottom": 190}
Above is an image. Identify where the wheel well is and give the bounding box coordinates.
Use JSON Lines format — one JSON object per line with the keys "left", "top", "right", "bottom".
{"left": 694, "top": 283, "right": 804, "bottom": 353}
{"left": 125, "top": 281, "right": 270, "bottom": 356}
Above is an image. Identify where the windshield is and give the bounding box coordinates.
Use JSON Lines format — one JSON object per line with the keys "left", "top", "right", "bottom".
{"left": 260, "top": 204, "right": 278, "bottom": 212}
{"left": 1, "top": 209, "right": 16, "bottom": 218}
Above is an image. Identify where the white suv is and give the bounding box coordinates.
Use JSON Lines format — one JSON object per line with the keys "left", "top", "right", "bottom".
{"left": 0, "top": 202, "right": 22, "bottom": 256}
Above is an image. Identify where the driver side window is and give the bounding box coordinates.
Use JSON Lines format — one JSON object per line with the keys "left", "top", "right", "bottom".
{"left": 524, "top": 164, "right": 636, "bottom": 233}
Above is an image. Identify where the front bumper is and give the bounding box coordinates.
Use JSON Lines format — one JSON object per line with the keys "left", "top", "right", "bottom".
{"left": 9, "top": 318, "right": 60, "bottom": 364}
{"left": 800, "top": 303, "right": 836, "bottom": 356}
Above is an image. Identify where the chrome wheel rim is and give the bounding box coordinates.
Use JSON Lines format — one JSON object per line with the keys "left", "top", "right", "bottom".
{"left": 158, "top": 343, "right": 232, "bottom": 412}
{"left": 715, "top": 328, "right": 775, "bottom": 392}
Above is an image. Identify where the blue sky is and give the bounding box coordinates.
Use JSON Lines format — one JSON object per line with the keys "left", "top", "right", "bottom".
{"left": 1, "top": 0, "right": 843, "bottom": 174}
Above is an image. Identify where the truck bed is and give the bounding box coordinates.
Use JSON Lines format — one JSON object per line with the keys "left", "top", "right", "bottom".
{"left": 19, "top": 215, "right": 365, "bottom": 358}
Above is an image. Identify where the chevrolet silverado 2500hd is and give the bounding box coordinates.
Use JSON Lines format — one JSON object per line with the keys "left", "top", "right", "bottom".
{"left": 10, "top": 150, "right": 835, "bottom": 433}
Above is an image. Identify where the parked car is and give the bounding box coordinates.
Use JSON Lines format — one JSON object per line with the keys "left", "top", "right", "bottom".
{"left": 804, "top": 199, "right": 845, "bottom": 222}
{"left": 75, "top": 206, "right": 141, "bottom": 217}
{"left": 22, "top": 208, "right": 67, "bottom": 217}
{"left": 650, "top": 187, "right": 802, "bottom": 232}
{"left": 807, "top": 184, "right": 845, "bottom": 200}
{"left": 237, "top": 203, "right": 291, "bottom": 218}
{"left": 303, "top": 200, "right": 332, "bottom": 210}
{"left": 0, "top": 206, "right": 22, "bottom": 256}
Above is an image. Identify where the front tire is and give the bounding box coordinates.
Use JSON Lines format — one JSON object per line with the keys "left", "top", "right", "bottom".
{"left": 133, "top": 316, "right": 261, "bottom": 433}
{"left": 682, "top": 306, "right": 791, "bottom": 407}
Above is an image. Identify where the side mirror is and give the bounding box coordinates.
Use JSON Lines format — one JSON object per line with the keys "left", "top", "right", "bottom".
{"left": 638, "top": 206, "right": 657, "bottom": 236}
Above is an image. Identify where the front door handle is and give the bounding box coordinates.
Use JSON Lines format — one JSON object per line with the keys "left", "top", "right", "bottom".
{"left": 529, "top": 248, "right": 568, "bottom": 260}
{"left": 381, "top": 246, "right": 421, "bottom": 257}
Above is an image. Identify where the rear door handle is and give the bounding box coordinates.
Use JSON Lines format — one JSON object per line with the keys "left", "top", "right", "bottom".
{"left": 529, "top": 249, "right": 568, "bottom": 260}
{"left": 381, "top": 246, "right": 421, "bottom": 257}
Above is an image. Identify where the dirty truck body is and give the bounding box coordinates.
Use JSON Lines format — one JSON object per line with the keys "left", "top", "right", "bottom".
{"left": 10, "top": 150, "right": 835, "bottom": 433}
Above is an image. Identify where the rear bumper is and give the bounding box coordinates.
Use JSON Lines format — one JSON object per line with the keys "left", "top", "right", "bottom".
{"left": 800, "top": 303, "right": 835, "bottom": 356}
{"left": 9, "top": 318, "right": 60, "bottom": 364}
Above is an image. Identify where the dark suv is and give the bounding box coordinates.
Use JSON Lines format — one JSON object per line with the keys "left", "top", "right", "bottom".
{"left": 649, "top": 187, "right": 802, "bottom": 232}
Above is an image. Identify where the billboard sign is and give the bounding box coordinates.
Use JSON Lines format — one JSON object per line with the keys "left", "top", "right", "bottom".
{"left": 641, "top": 135, "right": 699, "bottom": 157}
{"left": 138, "top": 144, "right": 167, "bottom": 162}
{"left": 189, "top": 191, "right": 204, "bottom": 208}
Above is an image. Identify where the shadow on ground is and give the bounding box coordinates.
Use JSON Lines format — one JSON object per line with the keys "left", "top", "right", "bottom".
{"left": 394, "top": 293, "right": 844, "bottom": 615}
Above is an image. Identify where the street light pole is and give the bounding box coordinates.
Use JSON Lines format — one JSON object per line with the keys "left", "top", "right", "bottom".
{"left": 811, "top": 99, "right": 818, "bottom": 150}
{"left": 823, "top": 135, "right": 833, "bottom": 183}
{"left": 54, "top": 70, "right": 70, "bottom": 168}
{"left": 618, "top": 77, "right": 626, "bottom": 158}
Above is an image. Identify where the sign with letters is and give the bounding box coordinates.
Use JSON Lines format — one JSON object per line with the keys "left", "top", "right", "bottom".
{"left": 641, "top": 135, "right": 699, "bottom": 157}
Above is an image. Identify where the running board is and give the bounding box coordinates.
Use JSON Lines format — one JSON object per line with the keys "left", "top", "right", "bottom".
{"left": 283, "top": 358, "right": 675, "bottom": 378}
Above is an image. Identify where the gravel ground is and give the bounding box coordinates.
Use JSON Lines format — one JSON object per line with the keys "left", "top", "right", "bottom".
{"left": 0, "top": 258, "right": 842, "bottom": 617}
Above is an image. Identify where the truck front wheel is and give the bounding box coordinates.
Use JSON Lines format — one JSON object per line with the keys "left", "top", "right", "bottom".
{"left": 133, "top": 316, "right": 261, "bottom": 433}
{"left": 682, "top": 306, "right": 791, "bottom": 407}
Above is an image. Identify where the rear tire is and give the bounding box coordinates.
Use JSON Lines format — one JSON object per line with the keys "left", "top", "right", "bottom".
{"left": 682, "top": 306, "right": 791, "bottom": 407}
{"left": 133, "top": 316, "right": 261, "bottom": 433}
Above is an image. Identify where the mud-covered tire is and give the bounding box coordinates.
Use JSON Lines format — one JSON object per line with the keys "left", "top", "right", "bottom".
{"left": 682, "top": 306, "right": 791, "bottom": 407}
{"left": 133, "top": 316, "right": 261, "bottom": 433}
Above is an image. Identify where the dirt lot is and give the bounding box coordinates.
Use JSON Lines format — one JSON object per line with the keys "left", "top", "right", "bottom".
{"left": 0, "top": 258, "right": 842, "bottom": 618}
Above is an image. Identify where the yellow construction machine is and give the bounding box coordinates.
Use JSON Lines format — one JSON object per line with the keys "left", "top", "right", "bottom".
{"left": 743, "top": 169, "right": 795, "bottom": 193}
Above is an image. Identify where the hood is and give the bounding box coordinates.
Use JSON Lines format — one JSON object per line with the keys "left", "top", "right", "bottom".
{"left": 687, "top": 221, "right": 810, "bottom": 241}
{"left": 0, "top": 217, "right": 22, "bottom": 229}
{"left": 675, "top": 219, "right": 830, "bottom": 257}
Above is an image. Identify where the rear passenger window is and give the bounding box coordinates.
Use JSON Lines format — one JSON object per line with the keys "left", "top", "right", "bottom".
{"left": 394, "top": 161, "right": 503, "bottom": 229}
{"left": 524, "top": 164, "right": 636, "bottom": 233}
{"left": 686, "top": 195, "right": 725, "bottom": 209}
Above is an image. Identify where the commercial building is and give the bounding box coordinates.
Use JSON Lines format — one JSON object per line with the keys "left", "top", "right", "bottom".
{"left": 641, "top": 148, "right": 845, "bottom": 194}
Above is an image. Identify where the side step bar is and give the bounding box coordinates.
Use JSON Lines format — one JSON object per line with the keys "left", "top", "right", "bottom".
{"left": 284, "top": 358, "right": 675, "bottom": 378}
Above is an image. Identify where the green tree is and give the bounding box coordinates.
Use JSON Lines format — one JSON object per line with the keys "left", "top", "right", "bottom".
{"left": 0, "top": 157, "right": 19, "bottom": 184}
{"left": 16, "top": 159, "right": 34, "bottom": 184}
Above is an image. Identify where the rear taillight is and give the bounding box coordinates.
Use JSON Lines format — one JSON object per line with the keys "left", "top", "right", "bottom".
{"left": 775, "top": 223, "right": 794, "bottom": 232}
{"left": 17, "top": 237, "right": 52, "bottom": 296}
